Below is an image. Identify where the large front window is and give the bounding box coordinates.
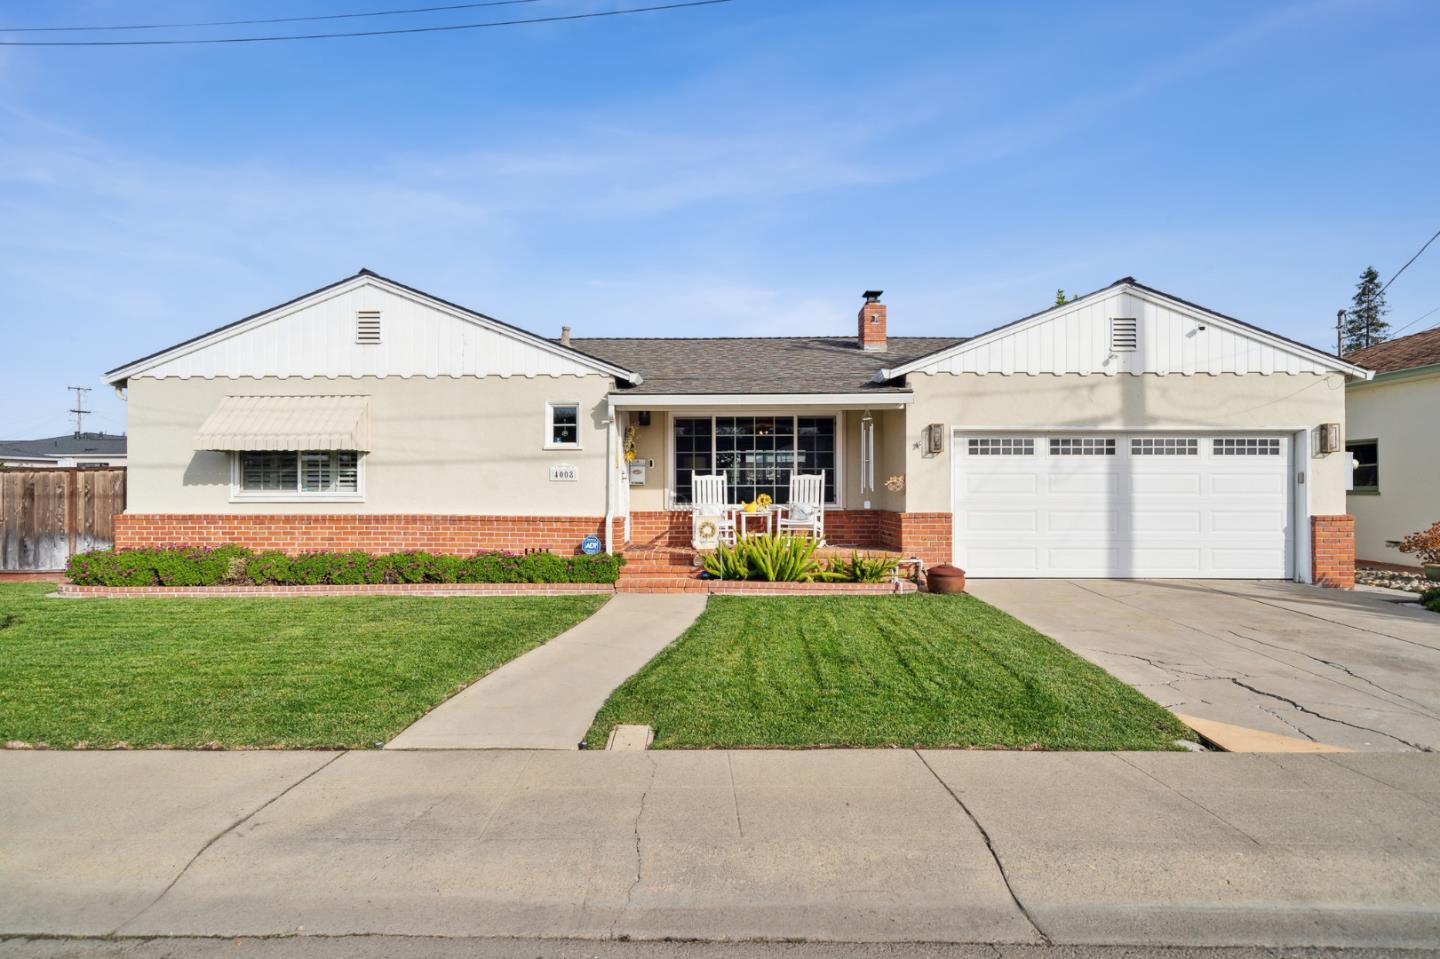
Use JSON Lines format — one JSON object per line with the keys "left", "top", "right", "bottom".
{"left": 235, "top": 450, "right": 361, "bottom": 498}
{"left": 672, "top": 415, "right": 836, "bottom": 506}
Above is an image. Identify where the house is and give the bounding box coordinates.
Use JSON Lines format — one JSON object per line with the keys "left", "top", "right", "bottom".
{"left": 0, "top": 432, "right": 127, "bottom": 468}
{"left": 103, "top": 269, "right": 1371, "bottom": 585}
{"left": 1343, "top": 327, "right": 1440, "bottom": 568}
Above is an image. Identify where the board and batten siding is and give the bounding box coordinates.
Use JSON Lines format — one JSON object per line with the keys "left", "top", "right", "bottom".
{"left": 904, "top": 289, "right": 1340, "bottom": 377}
{"left": 130, "top": 281, "right": 602, "bottom": 381}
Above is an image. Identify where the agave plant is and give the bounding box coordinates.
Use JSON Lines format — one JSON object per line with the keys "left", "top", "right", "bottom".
{"left": 701, "top": 540, "right": 752, "bottom": 580}
{"left": 744, "top": 533, "right": 824, "bottom": 582}
{"left": 702, "top": 534, "right": 827, "bottom": 582}
{"left": 827, "top": 551, "right": 897, "bottom": 584}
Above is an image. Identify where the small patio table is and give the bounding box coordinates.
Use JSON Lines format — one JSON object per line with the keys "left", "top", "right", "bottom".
{"left": 736, "top": 508, "right": 775, "bottom": 539}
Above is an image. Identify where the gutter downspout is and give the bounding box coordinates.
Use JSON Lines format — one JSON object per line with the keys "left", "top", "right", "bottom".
{"left": 603, "top": 398, "right": 614, "bottom": 556}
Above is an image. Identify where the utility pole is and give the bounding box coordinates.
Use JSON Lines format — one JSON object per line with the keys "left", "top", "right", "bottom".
{"left": 1336, "top": 309, "right": 1346, "bottom": 356}
{"left": 67, "top": 385, "right": 91, "bottom": 438}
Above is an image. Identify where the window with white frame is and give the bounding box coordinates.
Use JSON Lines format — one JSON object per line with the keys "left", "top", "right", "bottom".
{"left": 546, "top": 403, "right": 581, "bottom": 448}
{"left": 235, "top": 450, "right": 361, "bottom": 498}
{"left": 1212, "top": 437, "right": 1281, "bottom": 456}
{"left": 1131, "top": 437, "right": 1198, "bottom": 456}
{"left": 672, "top": 415, "right": 837, "bottom": 506}
{"left": 967, "top": 437, "right": 1035, "bottom": 455}
{"left": 1050, "top": 437, "right": 1116, "bottom": 456}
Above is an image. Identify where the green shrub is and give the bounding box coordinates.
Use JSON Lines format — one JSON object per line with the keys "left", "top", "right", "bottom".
{"left": 67, "top": 546, "right": 254, "bottom": 587}
{"left": 244, "top": 551, "right": 294, "bottom": 585}
{"left": 70, "top": 544, "right": 623, "bottom": 587}
{"left": 1422, "top": 588, "right": 1440, "bottom": 614}
{"left": 515, "top": 551, "right": 568, "bottom": 583}
{"left": 567, "top": 553, "right": 623, "bottom": 583}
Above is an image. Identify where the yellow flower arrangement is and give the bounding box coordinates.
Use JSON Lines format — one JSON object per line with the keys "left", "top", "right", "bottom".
{"left": 755, "top": 493, "right": 773, "bottom": 509}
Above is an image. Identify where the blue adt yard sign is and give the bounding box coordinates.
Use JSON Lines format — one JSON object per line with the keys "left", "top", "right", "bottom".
{"left": 580, "top": 535, "right": 602, "bottom": 556}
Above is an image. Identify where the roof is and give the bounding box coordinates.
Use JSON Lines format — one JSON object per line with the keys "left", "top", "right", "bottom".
{"left": 0, "top": 432, "right": 127, "bottom": 461}
{"left": 875, "top": 277, "right": 1372, "bottom": 381}
{"left": 568, "top": 336, "right": 966, "bottom": 395}
{"left": 105, "top": 269, "right": 640, "bottom": 386}
{"left": 1345, "top": 326, "right": 1440, "bottom": 375}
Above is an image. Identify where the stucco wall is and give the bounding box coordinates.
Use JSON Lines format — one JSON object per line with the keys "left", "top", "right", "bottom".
{"left": 124, "top": 375, "right": 615, "bottom": 515}
{"left": 903, "top": 372, "right": 1351, "bottom": 515}
{"left": 1345, "top": 371, "right": 1440, "bottom": 566}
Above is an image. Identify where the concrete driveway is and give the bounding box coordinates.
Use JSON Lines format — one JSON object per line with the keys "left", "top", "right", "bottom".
{"left": 967, "top": 579, "right": 1440, "bottom": 751}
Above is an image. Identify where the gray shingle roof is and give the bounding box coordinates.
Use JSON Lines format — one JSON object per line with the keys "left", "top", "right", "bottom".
{"left": 567, "top": 336, "right": 965, "bottom": 395}
{"left": 0, "top": 432, "right": 127, "bottom": 460}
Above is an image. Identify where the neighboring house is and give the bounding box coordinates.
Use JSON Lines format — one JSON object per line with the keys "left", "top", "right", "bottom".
{"left": 103, "top": 269, "right": 1371, "bottom": 585}
{"left": 0, "top": 432, "right": 127, "bottom": 468}
{"left": 1343, "top": 327, "right": 1440, "bottom": 568}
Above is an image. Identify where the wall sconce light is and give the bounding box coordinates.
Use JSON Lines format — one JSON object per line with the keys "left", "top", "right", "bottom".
{"left": 1318, "top": 423, "right": 1341, "bottom": 454}
{"left": 924, "top": 423, "right": 945, "bottom": 455}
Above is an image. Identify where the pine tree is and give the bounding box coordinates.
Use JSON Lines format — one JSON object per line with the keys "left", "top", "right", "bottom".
{"left": 1342, "top": 266, "right": 1390, "bottom": 352}
{"left": 1054, "top": 288, "right": 1069, "bottom": 306}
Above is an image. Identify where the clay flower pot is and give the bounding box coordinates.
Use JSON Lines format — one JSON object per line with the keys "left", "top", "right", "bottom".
{"left": 926, "top": 564, "right": 967, "bottom": 594}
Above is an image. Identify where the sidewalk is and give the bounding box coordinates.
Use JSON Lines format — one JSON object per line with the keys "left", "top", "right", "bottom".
{"left": 386, "top": 593, "right": 705, "bottom": 749}
{"left": 2, "top": 750, "right": 1438, "bottom": 949}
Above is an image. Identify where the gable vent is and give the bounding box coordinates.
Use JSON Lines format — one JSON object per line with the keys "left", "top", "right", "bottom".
{"left": 356, "top": 311, "right": 382, "bottom": 345}
{"left": 1110, "top": 316, "right": 1138, "bottom": 352}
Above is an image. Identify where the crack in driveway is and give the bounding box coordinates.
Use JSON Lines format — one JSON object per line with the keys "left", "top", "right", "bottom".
{"left": 1227, "top": 679, "right": 1430, "bottom": 752}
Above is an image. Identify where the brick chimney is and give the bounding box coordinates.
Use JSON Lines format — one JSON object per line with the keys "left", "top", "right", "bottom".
{"left": 858, "top": 290, "right": 886, "bottom": 352}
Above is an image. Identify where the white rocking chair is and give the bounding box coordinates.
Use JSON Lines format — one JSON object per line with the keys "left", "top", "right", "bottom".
{"left": 775, "top": 473, "right": 826, "bottom": 543}
{"left": 691, "top": 473, "right": 737, "bottom": 548}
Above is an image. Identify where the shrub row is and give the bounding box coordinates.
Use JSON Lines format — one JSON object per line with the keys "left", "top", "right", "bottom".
{"left": 1423, "top": 588, "right": 1440, "bottom": 615}
{"left": 66, "top": 545, "right": 624, "bottom": 587}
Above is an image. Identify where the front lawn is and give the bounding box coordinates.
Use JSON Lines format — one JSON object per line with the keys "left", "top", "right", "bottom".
{"left": 588, "top": 594, "right": 1193, "bottom": 750}
{"left": 0, "top": 583, "right": 604, "bottom": 749}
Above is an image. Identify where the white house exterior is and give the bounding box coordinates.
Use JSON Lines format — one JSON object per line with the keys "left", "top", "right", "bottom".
{"left": 104, "top": 271, "right": 1370, "bottom": 585}
{"left": 1344, "top": 328, "right": 1440, "bottom": 568}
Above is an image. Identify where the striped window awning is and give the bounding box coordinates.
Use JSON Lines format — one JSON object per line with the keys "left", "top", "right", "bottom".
{"left": 194, "top": 395, "right": 371, "bottom": 451}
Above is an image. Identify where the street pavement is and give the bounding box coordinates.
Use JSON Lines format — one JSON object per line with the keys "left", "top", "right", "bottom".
{"left": 2, "top": 749, "right": 1438, "bottom": 951}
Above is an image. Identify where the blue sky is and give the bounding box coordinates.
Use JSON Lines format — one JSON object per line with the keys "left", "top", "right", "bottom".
{"left": 2, "top": 0, "right": 1437, "bottom": 437}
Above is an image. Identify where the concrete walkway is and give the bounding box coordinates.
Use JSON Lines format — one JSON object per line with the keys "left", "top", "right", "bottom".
{"left": 2, "top": 750, "right": 1438, "bottom": 949}
{"left": 386, "top": 593, "right": 706, "bottom": 750}
{"left": 967, "top": 579, "right": 1440, "bottom": 751}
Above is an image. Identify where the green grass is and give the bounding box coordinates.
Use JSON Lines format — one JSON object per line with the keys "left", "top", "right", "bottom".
{"left": 588, "top": 594, "right": 1193, "bottom": 751}
{"left": 0, "top": 583, "right": 604, "bottom": 749}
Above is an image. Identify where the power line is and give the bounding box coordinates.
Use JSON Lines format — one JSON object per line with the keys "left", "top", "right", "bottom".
{"left": 1, "top": 0, "right": 538, "bottom": 33}
{"left": 1388, "top": 302, "right": 1440, "bottom": 338}
{"left": 1380, "top": 226, "right": 1440, "bottom": 295}
{"left": 0, "top": 0, "right": 733, "bottom": 46}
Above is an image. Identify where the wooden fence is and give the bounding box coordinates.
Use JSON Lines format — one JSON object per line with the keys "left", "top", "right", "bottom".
{"left": 0, "top": 468, "right": 127, "bottom": 571}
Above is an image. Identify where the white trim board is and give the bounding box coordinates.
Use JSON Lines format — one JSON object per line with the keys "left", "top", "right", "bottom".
{"left": 106, "top": 272, "right": 640, "bottom": 386}
{"left": 878, "top": 280, "right": 1373, "bottom": 380}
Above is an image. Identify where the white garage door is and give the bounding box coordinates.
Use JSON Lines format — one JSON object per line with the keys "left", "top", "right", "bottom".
{"left": 952, "top": 433, "right": 1293, "bottom": 578}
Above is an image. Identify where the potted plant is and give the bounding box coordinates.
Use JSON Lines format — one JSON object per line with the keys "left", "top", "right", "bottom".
{"left": 1395, "top": 521, "right": 1440, "bottom": 581}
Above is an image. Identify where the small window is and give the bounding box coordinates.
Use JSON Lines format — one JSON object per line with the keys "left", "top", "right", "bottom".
{"left": 1213, "top": 437, "right": 1281, "bottom": 456}
{"left": 1346, "top": 440, "right": 1378, "bottom": 491}
{"left": 356, "top": 311, "right": 382, "bottom": 344}
{"left": 1131, "top": 437, "right": 1198, "bottom": 456}
{"left": 1110, "top": 316, "right": 1138, "bottom": 352}
{"left": 1050, "top": 437, "right": 1116, "bottom": 456}
{"left": 967, "top": 437, "right": 1035, "bottom": 455}
{"left": 236, "top": 450, "right": 360, "bottom": 498}
{"left": 547, "top": 403, "right": 581, "bottom": 448}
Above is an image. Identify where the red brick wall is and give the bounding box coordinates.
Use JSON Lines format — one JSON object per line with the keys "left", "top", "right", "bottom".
{"left": 628, "top": 509, "right": 899, "bottom": 550}
{"left": 1311, "top": 514, "right": 1356, "bottom": 589}
{"left": 894, "top": 512, "right": 953, "bottom": 569}
{"left": 114, "top": 514, "right": 623, "bottom": 556}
